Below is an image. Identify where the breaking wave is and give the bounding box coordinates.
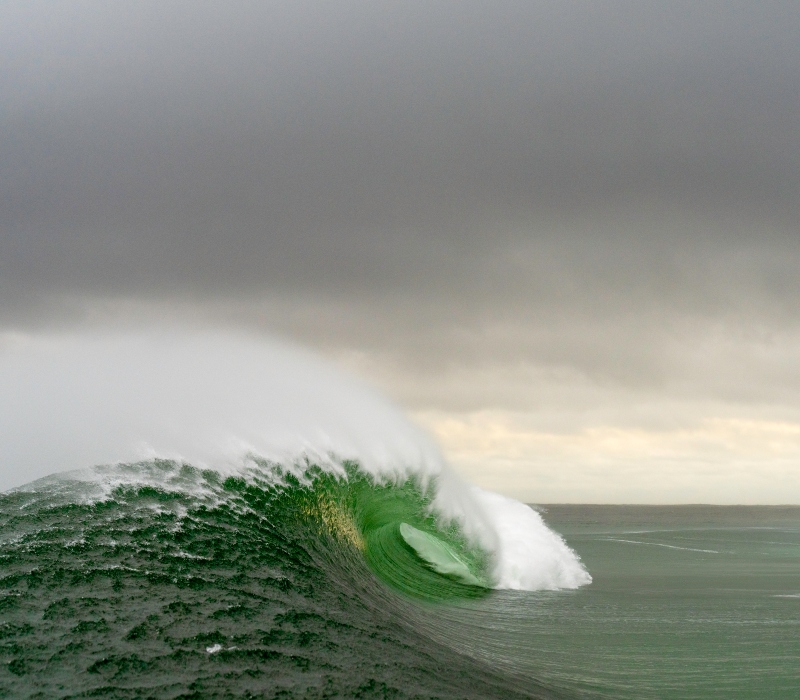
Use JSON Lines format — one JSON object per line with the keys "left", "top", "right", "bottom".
{"left": 0, "top": 330, "right": 589, "bottom": 697}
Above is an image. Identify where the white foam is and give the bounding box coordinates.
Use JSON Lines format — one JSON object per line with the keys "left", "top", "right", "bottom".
{"left": 427, "top": 465, "right": 590, "bottom": 589}
{"left": 0, "top": 329, "right": 591, "bottom": 591}
{"left": 469, "top": 487, "right": 591, "bottom": 589}
{"left": 0, "top": 329, "right": 441, "bottom": 488}
{"left": 603, "top": 538, "right": 719, "bottom": 554}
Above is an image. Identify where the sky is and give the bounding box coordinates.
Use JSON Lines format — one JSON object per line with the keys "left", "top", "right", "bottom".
{"left": 2, "top": 1, "right": 800, "bottom": 502}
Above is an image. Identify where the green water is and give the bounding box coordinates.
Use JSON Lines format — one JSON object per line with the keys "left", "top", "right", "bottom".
{"left": 419, "top": 505, "right": 800, "bottom": 699}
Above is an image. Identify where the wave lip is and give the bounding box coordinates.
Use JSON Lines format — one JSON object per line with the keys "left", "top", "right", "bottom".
{"left": 471, "top": 488, "right": 592, "bottom": 590}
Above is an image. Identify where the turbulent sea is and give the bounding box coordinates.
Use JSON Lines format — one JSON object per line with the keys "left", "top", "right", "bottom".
{"left": 1, "top": 333, "right": 798, "bottom": 698}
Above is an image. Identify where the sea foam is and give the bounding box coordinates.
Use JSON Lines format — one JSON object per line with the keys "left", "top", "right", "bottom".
{"left": 0, "top": 329, "right": 590, "bottom": 590}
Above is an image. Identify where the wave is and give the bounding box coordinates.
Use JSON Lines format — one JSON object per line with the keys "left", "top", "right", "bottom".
{"left": 0, "top": 330, "right": 590, "bottom": 593}
{"left": 0, "top": 330, "right": 590, "bottom": 697}
{"left": 1, "top": 458, "right": 584, "bottom": 697}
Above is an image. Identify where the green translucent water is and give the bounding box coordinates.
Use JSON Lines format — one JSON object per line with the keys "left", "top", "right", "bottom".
{"left": 419, "top": 505, "right": 800, "bottom": 699}
{"left": 398, "top": 522, "right": 487, "bottom": 587}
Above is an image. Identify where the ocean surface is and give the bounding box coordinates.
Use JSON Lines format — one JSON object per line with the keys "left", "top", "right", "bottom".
{"left": 0, "top": 460, "right": 797, "bottom": 699}
{"left": 1, "top": 334, "right": 798, "bottom": 698}
{"left": 434, "top": 504, "right": 800, "bottom": 699}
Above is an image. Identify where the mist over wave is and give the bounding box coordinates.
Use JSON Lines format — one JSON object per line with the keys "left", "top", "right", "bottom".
{"left": 0, "top": 330, "right": 440, "bottom": 483}
{"left": 0, "top": 329, "right": 589, "bottom": 592}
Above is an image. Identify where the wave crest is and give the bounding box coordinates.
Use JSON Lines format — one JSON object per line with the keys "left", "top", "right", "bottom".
{"left": 2, "top": 331, "right": 590, "bottom": 592}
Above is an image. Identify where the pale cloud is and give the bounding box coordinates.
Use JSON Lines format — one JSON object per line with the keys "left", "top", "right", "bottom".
{"left": 415, "top": 410, "right": 800, "bottom": 504}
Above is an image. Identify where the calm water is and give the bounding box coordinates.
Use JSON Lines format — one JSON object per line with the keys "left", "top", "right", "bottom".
{"left": 420, "top": 505, "right": 800, "bottom": 699}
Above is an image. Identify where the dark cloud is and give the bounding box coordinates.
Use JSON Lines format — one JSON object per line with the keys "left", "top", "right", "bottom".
{"left": 2, "top": 1, "right": 799, "bottom": 378}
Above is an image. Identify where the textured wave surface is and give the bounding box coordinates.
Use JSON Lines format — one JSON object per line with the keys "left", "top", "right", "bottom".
{"left": 0, "top": 460, "right": 571, "bottom": 698}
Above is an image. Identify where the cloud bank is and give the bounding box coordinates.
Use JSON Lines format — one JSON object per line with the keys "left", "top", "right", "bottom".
{"left": 2, "top": 1, "right": 799, "bottom": 501}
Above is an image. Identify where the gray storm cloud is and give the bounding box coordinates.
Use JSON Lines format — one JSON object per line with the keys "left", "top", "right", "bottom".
{"left": 3, "top": 1, "right": 798, "bottom": 301}
{"left": 2, "top": 2, "right": 800, "bottom": 500}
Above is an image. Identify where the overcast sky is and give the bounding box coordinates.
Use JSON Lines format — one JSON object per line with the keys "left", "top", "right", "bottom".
{"left": 3, "top": 1, "right": 800, "bottom": 502}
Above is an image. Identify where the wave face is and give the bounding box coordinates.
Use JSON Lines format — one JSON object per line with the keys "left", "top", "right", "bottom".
{"left": 0, "top": 331, "right": 590, "bottom": 697}
{"left": 0, "top": 459, "right": 576, "bottom": 698}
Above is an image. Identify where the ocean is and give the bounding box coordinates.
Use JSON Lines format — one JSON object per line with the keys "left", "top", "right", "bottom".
{"left": 1, "top": 333, "right": 798, "bottom": 698}
{"left": 428, "top": 504, "right": 800, "bottom": 699}
{"left": 0, "top": 460, "right": 797, "bottom": 699}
